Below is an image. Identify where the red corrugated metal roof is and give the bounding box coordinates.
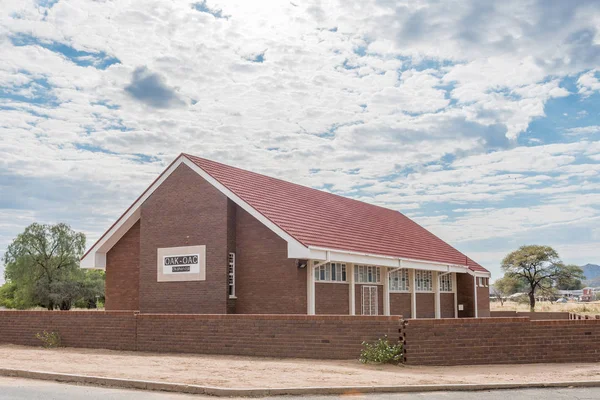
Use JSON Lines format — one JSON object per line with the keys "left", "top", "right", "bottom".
{"left": 184, "top": 154, "right": 488, "bottom": 273}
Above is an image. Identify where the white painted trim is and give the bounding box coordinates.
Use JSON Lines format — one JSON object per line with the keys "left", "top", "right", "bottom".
{"left": 410, "top": 268, "right": 417, "bottom": 319}
{"left": 474, "top": 275, "right": 479, "bottom": 318}
{"left": 349, "top": 263, "right": 355, "bottom": 316}
{"left": 307, "top": 259, "right": 315, "bottom": 315}
{"left": 383, "top": 267, "right": 390, "bottom": 316}
{"left": 434, "top": 271, "right": 440, "bottom": 319}
{"left": 307, "top": 246, "right": 490, "bottom": 277}
{"left": 81, "top": 155, "right": 311, "bottom": 269}
{"left": 182, "top": 157, "right": 309, "bottom": 257}
{"left": 80, "top": 154, "right": 492, "bottom": 280}
{"left": 453, "top": 273, "right": 458, "bottom": 319}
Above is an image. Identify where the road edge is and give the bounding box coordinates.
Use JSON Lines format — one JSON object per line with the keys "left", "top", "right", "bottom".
{"left": 2, "top": 368, "right": 600, "bottom": 397}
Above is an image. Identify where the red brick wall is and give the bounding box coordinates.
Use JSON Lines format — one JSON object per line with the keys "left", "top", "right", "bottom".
{"left": 416, "top": 293, "right": 434, "bottom": 318}
{"left": 315, "top": 283, "right": 349, "bottom": 314}
{"left": 105, "top": 221, "right": 140, "bottom": 311}
{"left": 234, "top": 206, "right": 307, "bottom": 314}
{"left": 390, "top": 293, "right": 411, "bottom": 317}
{"left": 136, "top": 314, "right": 401, "bottom": 359}
{"left": 0, "top": 312, "right": 401, "bottom": 360}
{"left": 355, "top": 284, "right": 384, "bottom": 315}
{"left": 0, "top": 311, "right": 136, "bottom": 350}
{"left": 477, "top": 286, "right": 490, "bottom": 317}
{"left": 139, "top": 164, "right": 229, "bottom": 314}
{"left": 457, "top": 273, "right": 475, "bottom": 318}
{"left": 440, "top": 293, "right": 455, "bottom": 318}
{"left": 403, "top": 317, "right": 600, "bottom": 365}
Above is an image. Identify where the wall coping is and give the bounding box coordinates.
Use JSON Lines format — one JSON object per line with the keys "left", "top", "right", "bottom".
{"left": 0, "top": 311, "right": 137, "bottom": 316}
{"left": 405, "top": 317, "right": 530, "bottom": 325}
{"left": 0, "top": 311, "right": 401, "bottom": 321}
{"left": 136, "top": 313, "right": 403, "bottom": 321}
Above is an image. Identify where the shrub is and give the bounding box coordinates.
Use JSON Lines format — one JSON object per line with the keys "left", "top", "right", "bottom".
{"left": 359, "top": 336, "right": 403, "bottom": 364}
{"left": 35, "top": 331, "right": 61, "bottom": 348}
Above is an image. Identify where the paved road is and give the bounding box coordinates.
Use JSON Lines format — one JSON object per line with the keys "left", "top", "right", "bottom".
{"left": 1, "top": 377, "right": 599, "bottom": 400}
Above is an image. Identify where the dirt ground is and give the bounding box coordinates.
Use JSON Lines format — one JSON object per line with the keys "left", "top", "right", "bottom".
{"left": 1, "top": 344, "right": 600, "bottom": 388}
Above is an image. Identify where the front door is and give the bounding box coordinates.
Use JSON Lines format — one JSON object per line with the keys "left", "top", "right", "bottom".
{"left": 362, "top": 285, "right": 378, "bottom": 315}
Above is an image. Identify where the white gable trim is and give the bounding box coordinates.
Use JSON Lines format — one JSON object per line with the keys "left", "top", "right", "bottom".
{"left": 81, "top": 155, "right": 310, "bottom": 269}
{"left": 180, "top": 158, "right": 310, "bottom": 259}
{"left": 81, "top": 155, "right": 488, "bottom": 277}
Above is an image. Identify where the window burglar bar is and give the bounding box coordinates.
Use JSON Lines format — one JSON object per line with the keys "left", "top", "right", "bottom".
{"left": 439, "top": 273, "right": 453, "bottom": 292}
{"left": 389, "top": 268, "right": 410, "bottom": 291}
{"left": 415, "top": 270, "right": 433, "bottom": 292}
{"left": 314, "top": 261, "right": 347, "bottom": 282}
{"left": 228, "top": 252, "right": 236, "bottom": 298}
{"left": 354, "top": 265, "right": 381, "bottom": 283}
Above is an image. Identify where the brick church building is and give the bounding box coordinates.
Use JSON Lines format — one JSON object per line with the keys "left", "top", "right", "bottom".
{"left": 81, "top": 154, "right": 491, "bottom": 318}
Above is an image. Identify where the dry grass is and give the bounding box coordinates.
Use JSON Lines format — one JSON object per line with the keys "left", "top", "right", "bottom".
{"left": 491, "top": 300, "right": 600, "bottom": 315}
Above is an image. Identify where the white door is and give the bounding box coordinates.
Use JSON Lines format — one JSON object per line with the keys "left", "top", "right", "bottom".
{"left": 362, "top": 286, "right": 378, "bottom": 315}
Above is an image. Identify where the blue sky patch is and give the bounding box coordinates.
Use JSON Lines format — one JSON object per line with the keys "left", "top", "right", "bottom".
{"left": 10, "top": 34, "right": 120, "bottom": 70}
{"left": 192, "top": 1, "right": 229, "bottom": 19}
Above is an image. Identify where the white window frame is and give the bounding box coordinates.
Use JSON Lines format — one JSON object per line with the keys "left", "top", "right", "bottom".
{"left": 228, "top": 252, "right": 236, "bottom": 298}
{"left": 415, "top": 270, "right": 433, "bottom": 292}
{"left": 439, "top": 273, "right": 453, "bottom": 292}
{"left": 389, "top": 268, "right": 410, "bottom": 292}
{"left": 354, "top": 265, "right": 382, "bottom": 284}
{"left": 314, "top": 262, "right": 347, "bottom": 283}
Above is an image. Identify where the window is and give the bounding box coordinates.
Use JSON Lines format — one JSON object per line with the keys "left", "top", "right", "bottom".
{"left": 415, "top": 270, "right": 433, "bottom": 292}
{"left": 354, "top": 265, "right": 381, "bottom": 283}
{"left": 314, "top": 262, "right": 347, "bottom": 282}
{"left": 228, "top": 252, "right": 236, "bottom": 298}
{"left": 439, "top": 273, "right": 453, "bottom": 292}
{"left": 389, "top": 269, "right": 410, "bottom": 292}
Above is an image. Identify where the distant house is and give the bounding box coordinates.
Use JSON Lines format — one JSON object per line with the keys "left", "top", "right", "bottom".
{"left": 581, "top": 288, "right": 594, "bottom": 302}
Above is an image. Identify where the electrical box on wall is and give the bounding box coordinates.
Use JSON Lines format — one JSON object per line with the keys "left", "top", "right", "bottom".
{"left": 458, "top": 304, "right": 464, "bottom": 311}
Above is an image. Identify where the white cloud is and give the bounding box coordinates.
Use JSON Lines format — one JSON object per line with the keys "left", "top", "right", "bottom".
{"left": 0, "top": 0, "right": 599, "bottom": 282}
{"left": 578, "top": 69, "right": 600, "bottom": 96}
{"left": 565, "top": 125, "right": 600, "bottom": 136}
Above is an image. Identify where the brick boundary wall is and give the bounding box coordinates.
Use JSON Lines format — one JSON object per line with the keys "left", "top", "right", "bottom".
{"left": 0, "top": 311, "right": 137, "bottom": 350}
{"left": 490, "top": 311, "right": 571, "bottom": 320}
{"left": 136, "top": 314, "right": 401, "bottom": 359}
{"left": 0, "top": 312, "right": 401, "bottom": 360}
{"left": 402, "top": 317, "right": 600, "bottom": 365}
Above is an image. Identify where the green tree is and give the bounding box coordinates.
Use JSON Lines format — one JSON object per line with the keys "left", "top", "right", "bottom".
{"left": 74, "top": 270, "right": 106, "bottom": 309}
{"left": 501, "top": 245, "right": 585, "bottom": 312}
{"left": 2, "top": 223, "right": 86, "bottom": 310}
{"left": 555, "top": 265, "right": 585, "bottom": 290}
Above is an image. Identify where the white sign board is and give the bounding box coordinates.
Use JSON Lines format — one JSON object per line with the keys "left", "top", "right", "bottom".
{"left": 157, "top": 245, "right": 206, "bottom": 282}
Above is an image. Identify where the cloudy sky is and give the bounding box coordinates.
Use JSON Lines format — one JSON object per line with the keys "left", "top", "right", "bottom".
{"left": 1, "top": 0, "right": 600, "bottom": 282}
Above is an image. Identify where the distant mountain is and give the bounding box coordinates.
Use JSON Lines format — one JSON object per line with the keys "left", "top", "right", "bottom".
{"left": 582, "top": 264, "right": 600, "bottom": 287}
